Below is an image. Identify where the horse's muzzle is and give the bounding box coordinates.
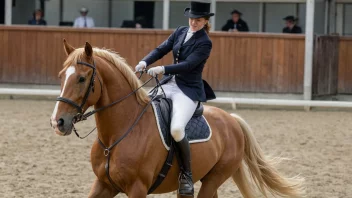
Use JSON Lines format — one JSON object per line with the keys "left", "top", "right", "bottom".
{"left": 51, "top": 115, "right": 74, "bottom": 136}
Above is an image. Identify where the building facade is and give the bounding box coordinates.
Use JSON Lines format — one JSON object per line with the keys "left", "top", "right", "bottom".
{"left": 1, "top": 0, "right": 351, "bottom": 35}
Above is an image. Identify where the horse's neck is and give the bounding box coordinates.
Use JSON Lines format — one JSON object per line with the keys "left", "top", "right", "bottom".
{"left": 94, "top": 59, "right": 142, "bottom": 146}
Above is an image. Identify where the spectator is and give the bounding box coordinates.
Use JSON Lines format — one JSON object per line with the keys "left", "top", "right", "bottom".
{"left": 73, "top": 7, "right": 95, "bottom": 28}
{"left": 221, "top": 10, "right": 249, "bottom": 32}
{"left": 135, "top": 16, "right": 154, "bottom": 29}
{"left": 28, "top": 9, "right": 47, "bottom": 26}
{"left": 282, "top": 16, "right": 302, "bottom": 34}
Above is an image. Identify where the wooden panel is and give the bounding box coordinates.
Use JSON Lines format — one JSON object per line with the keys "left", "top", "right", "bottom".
{"left": 0, "top": 30, "right": 4, "bottom": 82}
{"left": 2, "top": 30, "right": 9, "bottom": 82}
{"left": 313, "top": 35, "right": 339, "bottom": 96}
{"left": 296, "top": 39, "right": 305, "bottom": 93}
{"left": 0, "top": 25, "right": 306, "bottom": 94}
{"left": 338, "top": 37, "right": 352, "bottom": 93}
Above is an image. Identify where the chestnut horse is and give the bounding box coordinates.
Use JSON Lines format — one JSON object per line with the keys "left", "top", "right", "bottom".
{"left": 50, "top": 40, "right": 303, "bottom": 198}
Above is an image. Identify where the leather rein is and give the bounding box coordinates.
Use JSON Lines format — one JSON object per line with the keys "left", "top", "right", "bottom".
{"left": 56, "top": 59, "right": 162, "bottom": 193}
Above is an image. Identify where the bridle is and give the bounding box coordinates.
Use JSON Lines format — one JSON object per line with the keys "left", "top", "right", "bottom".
{"left": 55, "top": 58, "right": 164, "bottom": 193}
{"left": 56, "top": 59, "right": 157, "bottom": 138}
{"left": 56, "top": 60, "right": 101, "bottom": 118}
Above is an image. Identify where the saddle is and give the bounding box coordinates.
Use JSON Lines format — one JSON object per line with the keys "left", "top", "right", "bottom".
{"left": 147, "top": 91, "right": 212, "bottom": 194}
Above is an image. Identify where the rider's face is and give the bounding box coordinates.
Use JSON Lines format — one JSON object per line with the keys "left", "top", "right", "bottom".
{"left": 189, "top": 17, "right": 208, "bottom": 32}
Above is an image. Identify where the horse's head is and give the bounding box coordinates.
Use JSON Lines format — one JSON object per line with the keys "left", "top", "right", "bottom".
{"left": 50, "top": 39, "right": 102, "bottom": 136}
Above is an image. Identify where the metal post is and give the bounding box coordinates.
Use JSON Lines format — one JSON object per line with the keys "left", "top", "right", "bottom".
{"left": 163, "top": 0, "right": 170, "bottom": 30}
{"left": 59, "top": 0, "right": 63, "bottom": 22}
{"left": 329, "top": 0, "right": 336, "bottom": 33}
{"left": 336, "top": 3, "right": 344, "bottom": 35}
{"left": 108, "top": 0, "right": 112, "bottom": 27}
{"left": 5, "top": 0, "right": 12, "bottom": 25}
{"left": 40, "top": 0, "right": 45, "bottom": 13}
{"left": 324, "top": 0, "right": 330, "bottom": 34}
{"left": 210, "top": 0, "right": 216, "bottom": 31}
{"left": 259, "top": 2, "right": 264, "bottom": 32}
{"left": 303, "top": 0, "right": 315, "bottom": 109}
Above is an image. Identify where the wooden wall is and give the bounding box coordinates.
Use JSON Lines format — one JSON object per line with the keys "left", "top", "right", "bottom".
{"left": 313, "top": 35, "right": 339, "bottom": 96}
{"left": 338, "top": 37, "right": 352, "bottom": 94}
{"left": 0, "top": 25, "right": 306, "bottom": 93}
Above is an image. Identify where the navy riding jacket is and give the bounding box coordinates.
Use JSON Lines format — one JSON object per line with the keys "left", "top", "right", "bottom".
{"left": 141, "top": 26, "right": 216, "bottom": 102}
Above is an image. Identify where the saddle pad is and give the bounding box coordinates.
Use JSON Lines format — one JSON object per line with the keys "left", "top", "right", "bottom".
{"left": 151, "top": 98, "right": 212, "bottom": 150}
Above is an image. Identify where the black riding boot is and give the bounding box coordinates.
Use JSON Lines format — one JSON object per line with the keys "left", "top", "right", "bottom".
{"left": 176, "top": 136, "right": 194, "bottom": 196}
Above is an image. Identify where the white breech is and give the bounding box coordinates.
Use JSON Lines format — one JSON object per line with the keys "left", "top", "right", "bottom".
{"left": 158, "top": 77, "right": 198, "bottom": 142}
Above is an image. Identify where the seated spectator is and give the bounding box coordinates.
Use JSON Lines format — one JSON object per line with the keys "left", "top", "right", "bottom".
{"left": 73, "top": 7, "right": 95, "bottom": 28}
{"left": 28, "top": 9, "right": 47, "bottom": 26}
{"left": 221, "top": 10, "right": 249, "bottom": 32}
{"left": 282, "top": 16, "right": 302, "bottom": 34}
{"left": 135, "top": 16, "right": 154, "bottom": 29}
{"left": 121, "top": 20, "right": 137, "bottom": 28}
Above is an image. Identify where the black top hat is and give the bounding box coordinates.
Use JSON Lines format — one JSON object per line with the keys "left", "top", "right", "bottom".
{"left": 283, "top": 15, "right": 297, "bottom": 21}
{"left": 231, "top": 9, "right": 242, "bottom": 16}
{"left": 184, "top": 1, "right": 215, "bottom": 18}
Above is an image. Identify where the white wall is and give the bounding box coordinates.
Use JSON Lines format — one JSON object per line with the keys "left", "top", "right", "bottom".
{"left": 169, "top": 2, "right": 189, "bottom": 29}
{"left": 12, "top": 0, "right": 36, "bottom": 25}
{"left": 344, "top": 4, "right": 352, "bottom": 35}
{"left": 265, "top": 3, "right": 296, "bottom": 33}
{"left": 111, "top": 0, "right": 134, "bottom": 28}
{"left": 154, "top": 1, "right": 163, "bottom": 29}
{"left": 298, "top": 1, "right": 325, "bottom": 34}
{"left": 44, "top": 0, "right": 60, "bottom": 26}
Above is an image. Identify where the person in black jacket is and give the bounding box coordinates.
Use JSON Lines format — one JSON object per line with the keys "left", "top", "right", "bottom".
{"left": 221, "top": 10, "right": 249, "bottom": 32}
{"left": 282, "top": 15, "right": 302, "bottom": 34}
{"left": 28, "top": 9, "right": 47, "bottom": 26}
{"left": 135, "top": 1, "right": 216, "bottom": 196}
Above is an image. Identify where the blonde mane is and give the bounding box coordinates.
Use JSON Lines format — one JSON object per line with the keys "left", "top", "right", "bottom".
{"left": 61, "top": 47, "right": 149, "bottom": 105}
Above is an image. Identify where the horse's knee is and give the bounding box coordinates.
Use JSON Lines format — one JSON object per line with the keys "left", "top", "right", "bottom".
{"left": 88, "top": 178, "right": 118, "bottom": 198}
{"left": 171, "top": 126, "right": 185, "bottom": 142}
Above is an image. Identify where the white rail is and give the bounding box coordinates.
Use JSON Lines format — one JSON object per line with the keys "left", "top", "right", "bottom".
{"left": 1, "top": 88, "right": 352, "bottom": 109}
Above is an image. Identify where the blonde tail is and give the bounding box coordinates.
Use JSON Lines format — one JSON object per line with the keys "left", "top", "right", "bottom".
{"left": 230, "top": 113, "right": 305, "bottom": 198}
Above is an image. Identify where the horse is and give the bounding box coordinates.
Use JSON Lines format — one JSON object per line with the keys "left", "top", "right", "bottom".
{"left": 50, "top": 39, "right": 304, "bottom": 198}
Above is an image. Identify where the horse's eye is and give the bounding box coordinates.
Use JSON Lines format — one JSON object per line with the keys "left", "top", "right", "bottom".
{"left": 79, "top": 76, "right": 86, "bottom": 83}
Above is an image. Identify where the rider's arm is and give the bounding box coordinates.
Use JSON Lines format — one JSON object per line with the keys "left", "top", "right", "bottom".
{"left": 141, "top": 26, "right": 181, "bottom": 67}
{"left": 164, "top": 40, "right": 212, "bottom": 74}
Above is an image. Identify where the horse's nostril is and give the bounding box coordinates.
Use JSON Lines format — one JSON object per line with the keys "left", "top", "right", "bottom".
{"left": 57, "top": 118, "right": 64, "bottom": 127}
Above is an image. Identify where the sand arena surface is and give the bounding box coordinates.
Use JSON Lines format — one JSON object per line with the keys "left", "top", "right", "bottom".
{"left": 0, "top": 99, "right": 351, "bottom": 198}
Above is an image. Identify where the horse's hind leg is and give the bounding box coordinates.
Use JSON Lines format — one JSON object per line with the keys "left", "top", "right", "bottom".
{"left": 197, "top": 157, "right": 241, "bottom": 198}
{"left": 88, "top": 178, "right": 118, "bottom": 198}
{"left": 198, "top": 173, "right": 227, "bottom": 198}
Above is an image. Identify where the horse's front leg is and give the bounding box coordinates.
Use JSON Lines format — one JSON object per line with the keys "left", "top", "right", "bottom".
{"left": 88, "top": 178, "right": 119, "bottom": 198}
{"left": 127, "top": 180, "right": 148, "bottom": 198}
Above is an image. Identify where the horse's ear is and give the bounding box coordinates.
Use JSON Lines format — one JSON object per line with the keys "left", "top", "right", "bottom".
{"left": 85, "top": 42, "right": 93, "bottom": 58}
{"left": 63, "top": 38, "right": 75, "bottom": 56}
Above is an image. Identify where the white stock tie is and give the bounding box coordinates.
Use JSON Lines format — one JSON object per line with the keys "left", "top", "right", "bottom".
{"left": 183, "top": 30, "right": 195, "bottom": 44}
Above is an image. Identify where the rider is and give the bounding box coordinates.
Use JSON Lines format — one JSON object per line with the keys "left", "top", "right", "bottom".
{"left": 135, "top": 1, "right": 216, "bottom": 196}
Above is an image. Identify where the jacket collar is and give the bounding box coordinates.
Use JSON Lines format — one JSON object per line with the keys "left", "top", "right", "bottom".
{"left": 179, "top": 27, "right": 206, "bottom": 46}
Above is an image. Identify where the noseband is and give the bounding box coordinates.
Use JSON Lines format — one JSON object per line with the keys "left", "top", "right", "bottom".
{"left": 56, "top": 60, "right": 101, "bottom": 117}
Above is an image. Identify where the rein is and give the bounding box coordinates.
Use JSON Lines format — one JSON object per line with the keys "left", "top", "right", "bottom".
{"left": 56, "top": 59, "right": 164, "bottom": 193}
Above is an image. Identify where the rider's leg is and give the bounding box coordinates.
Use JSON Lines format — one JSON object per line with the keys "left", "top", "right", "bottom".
{"left": 170, "top": 92, "right": 198, "bottom": 196}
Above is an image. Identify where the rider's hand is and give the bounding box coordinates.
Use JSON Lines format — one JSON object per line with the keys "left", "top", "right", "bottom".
{"left": 147, "top": 66, "right": 165, "bottom": 77}
{"left": 135, "top": 61, "right": 147, "bottom": 72}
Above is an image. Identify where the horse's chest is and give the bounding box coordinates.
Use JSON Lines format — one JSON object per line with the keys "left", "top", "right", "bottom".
{"left": 90, "top": 145, "right": 134, "bottom": 188}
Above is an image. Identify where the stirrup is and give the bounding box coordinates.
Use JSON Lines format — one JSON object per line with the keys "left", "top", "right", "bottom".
{"left": 178, "top": 172, "right": 194, "bottom": 196}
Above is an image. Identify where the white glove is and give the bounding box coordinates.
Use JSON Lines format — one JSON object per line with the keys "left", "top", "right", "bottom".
{"left": 135, "top": 61, "right": 147, "bottom": 72}
{"left": 147, "top": 66, "right": 165, "bottom": 77}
